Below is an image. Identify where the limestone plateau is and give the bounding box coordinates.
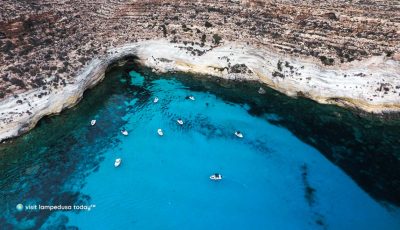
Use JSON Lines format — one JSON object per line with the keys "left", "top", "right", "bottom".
{"left": 0, "top": 0, "right": 400, "bottom": 141}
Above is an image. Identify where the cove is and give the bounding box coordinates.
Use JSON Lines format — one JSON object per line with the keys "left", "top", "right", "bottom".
{"left": 0, "top": 62, "right": 399, "bottom": 229}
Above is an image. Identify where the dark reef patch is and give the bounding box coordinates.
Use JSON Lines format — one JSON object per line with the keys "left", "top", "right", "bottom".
{"left": 1, "top": 61, "right": 400, "bottom": 229}
{"left": 132, "top": 66, "right": 400, "bottom": 207}
{"left": 301, "top": 164, "right": 316, "bottom": 206}
{"left": 0, "top": 65, "right": 130, "bottom": 228}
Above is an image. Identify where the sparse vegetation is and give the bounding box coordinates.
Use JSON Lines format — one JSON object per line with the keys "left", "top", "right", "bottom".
{"left": 9, "top": 78, "right": 26, "bottom": 88}
{"left": 212, "top": 33, "right": 222, "bottom": 45}
{"left": 0, "top": 0, "right": 397, "bottom": 117}
{"left": 319, "top": 56, "right": 334, "bottom": 65}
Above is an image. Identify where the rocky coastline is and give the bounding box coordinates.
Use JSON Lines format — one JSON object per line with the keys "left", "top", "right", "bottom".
{"left": 0, "top": 39, "right": 399, "bottom": 142}
{"left": 1, "top": 0, "right": 400, "bottom": 142}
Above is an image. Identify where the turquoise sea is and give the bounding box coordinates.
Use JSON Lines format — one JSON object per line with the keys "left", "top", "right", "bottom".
{"left": 1, "top": 61, "right": 400, "bottom": 229}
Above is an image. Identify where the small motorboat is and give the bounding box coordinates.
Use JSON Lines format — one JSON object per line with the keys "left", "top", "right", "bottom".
{"left": 177, "top": 119, "right": 184, "bottom": 125}
{"left": 121, "top": 130, "right": 129, "bottom": 136}
{"left": 157, "top": 128, "right": 164, "bottom": 136}
{"left": 91, "top": 120, "right": 96, "bottom": 126}
{"left": 234, "top": 131, "right": 243, "bottom": 138}
{"left": 188, "top": 96, "right": 195, "bottom": 101}
{"left": 114, "top": 158, "right": 122, "bottom": 167}
{"left": 210, "top": 173, "right": 222, "bottom": 181}
{"left": 153, "top": 97, "right": 159, "bottom": 103}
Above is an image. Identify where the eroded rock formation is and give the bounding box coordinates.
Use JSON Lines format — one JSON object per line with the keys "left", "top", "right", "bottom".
{"left": 0, "top": 0, "right": 399, "bottom": 141}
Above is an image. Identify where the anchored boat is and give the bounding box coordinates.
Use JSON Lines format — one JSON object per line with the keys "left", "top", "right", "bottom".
{"left": 210, "top": 173, "right": 222, "bottom": 181}
{"left": 121, "top": 129, "right": 129, "bottom": 136}
{"left": 114, "top": 158, "right": 122, "bottom": 167}
{"left": 157, "top": 128, "right": 164, "bottom": 136}
{"left": 177, "top": 119, "right": 184, "bottom": 125}
{"left": 234, "top": 131, "right": 243, "bottom": 138}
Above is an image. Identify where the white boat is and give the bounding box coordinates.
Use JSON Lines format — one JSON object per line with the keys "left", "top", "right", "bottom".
{"left": 234, "top": 131, "right": 243, "bottom": 138}
{"left": 177, "top": 119, "right": 184, "bottom": 125}
{"left": 210, "top": 173, "right": 222, "bottom": 181}
{"left": 157, "top": 128, "right": 164, "bottom": 136}
{"left": 114, "top": 158, "right": 122, "bottom": 167}
{"left": 91, "top": 120, "right": 96, "bottom": 126}
{"left": 121, "top": 130, "right": 129, "bottom": 136}
{"left": 153, "top": 97, "right": 159, "bottom": 103}
{"left": 188, "top": 96, "right": 195, "bottom": 101}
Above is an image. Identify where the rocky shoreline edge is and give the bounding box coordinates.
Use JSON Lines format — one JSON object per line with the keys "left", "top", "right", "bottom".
{"left": 1, "top": 39, "right": 399, "bottom": 142}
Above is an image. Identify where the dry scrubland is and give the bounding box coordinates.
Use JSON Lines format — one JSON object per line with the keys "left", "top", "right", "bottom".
{"left": 1, "top": 0, "right": 399, "bottom": 98}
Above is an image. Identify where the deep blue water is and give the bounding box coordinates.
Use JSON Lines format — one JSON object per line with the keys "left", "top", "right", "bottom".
{"left": 1, "top": 62, "right": 400, "bottom": 229}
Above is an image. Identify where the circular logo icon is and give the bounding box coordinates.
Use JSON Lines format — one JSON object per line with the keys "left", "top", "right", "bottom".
{"left": 16, "top": 204, "right": 24, "bottom": 211}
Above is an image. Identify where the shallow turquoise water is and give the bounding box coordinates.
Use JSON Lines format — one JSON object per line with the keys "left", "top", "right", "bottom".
{"left": 1, "top": 64, "right": 400, "bottom": 229}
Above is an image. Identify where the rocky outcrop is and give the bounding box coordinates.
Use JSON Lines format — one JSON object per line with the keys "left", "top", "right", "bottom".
{"left": 1, "top": 0, "right": 399, "bottom": 98}
{"left": 1, "top": 39, "right": 399, "bottom": 142}
{"left": 0, "top": 1, "right": 399, "bottom": 141}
